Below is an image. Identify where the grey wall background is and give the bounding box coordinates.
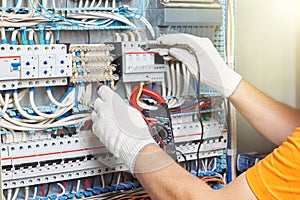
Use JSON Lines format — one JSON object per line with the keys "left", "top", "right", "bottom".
{"left": 235, "top": 0, "right": 300, "bottom": 153}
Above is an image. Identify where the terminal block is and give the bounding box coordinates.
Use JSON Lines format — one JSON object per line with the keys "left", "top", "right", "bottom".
{"left": 69, "top": 44, "right": 119, "bottom": 83}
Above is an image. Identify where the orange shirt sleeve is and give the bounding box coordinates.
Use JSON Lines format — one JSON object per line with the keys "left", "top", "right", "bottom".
{"left": 246, "top": 128, "right": 300, "bottom": 200}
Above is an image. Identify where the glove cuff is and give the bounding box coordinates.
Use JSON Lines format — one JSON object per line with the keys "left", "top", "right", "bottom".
{"left": 218, "top": 67, "right": 242, "bottom": 98}
{"left": 120, "top": 136, "right": 157, "bottom": 174}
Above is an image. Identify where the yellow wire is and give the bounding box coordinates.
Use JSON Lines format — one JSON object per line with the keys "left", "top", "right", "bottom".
{"left": 136, "top": 82, "right": 144, "bottom": 102}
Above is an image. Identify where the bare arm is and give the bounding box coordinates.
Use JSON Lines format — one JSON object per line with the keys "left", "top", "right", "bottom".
{"left": 230, "top": 80, "right": 300, "bottom": 145}
{"left": 135, "top": 145, "right": 257, "bottom": 200}
{"left": 134, "top": 80, "right": 300, "bottom": 200}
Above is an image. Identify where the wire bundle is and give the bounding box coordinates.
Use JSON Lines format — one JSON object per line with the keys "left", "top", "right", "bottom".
{"left": 0, "top": 0, "right": 154, "bottom": 31}
{"left": 0, "top": 87, "right": 90, "bottom": 132}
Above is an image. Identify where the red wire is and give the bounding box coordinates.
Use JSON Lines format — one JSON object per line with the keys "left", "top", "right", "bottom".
{"left": 41, "top": 185, "right": 45, "bottom": 197}
{"left": 63, "top": 181, "right": 67, "bottom": 189}
{"left": 82, "top": 119, "right": 92, "bottom": 131}
{"left": 84, "top": 178, "right": 89, "bottom": 191}
{"left": 130, "top": 86, "right": 166, "bottom": 111}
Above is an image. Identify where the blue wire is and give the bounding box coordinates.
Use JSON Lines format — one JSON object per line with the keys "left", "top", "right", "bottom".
{"left": 130, "top": 0, "right": 149, "bottom": 19}
{"left": 139, "top": 0, "right": 149, "bottom": 19}
{"left": 118, "top": 0, "right": 122, "bottom": 7}
{"left": 59, "top": 87, "right": 75, "bottom": 103}
{"left": 56, "top": 30, "right": 60, "bottom": 42}
{"left": 29, "top": 0, "right": 80, "bottom": 26}
{"left": 39, "top": 28, "right": 44, "bottom": 44}
{"left": 21, "top": 29, "right": 26, "bottom": 42}
{"left": 151, "top": 83, "right": 156, "bottom": 90}
{"left": 226, "top": 99, "right": 232, "bottom": 183}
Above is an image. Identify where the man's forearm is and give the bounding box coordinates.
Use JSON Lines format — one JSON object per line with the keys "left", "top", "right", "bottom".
{"left": 230, "top": 80, "right": 300, "bottom": 145}
{"left": 134, "top": 145, "right": 213, "bottom": 200}
{"left": 134, "top": 145, "right": 257, "bottom": 200}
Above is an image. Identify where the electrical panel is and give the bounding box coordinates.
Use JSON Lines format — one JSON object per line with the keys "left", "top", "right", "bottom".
{"left": 0, "top": 0, "right": 232, "bottom": 199}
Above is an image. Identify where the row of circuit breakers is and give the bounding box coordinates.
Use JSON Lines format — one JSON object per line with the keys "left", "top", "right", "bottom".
{"left": 0, "top": 42, "right": 165, "bottom": 89}
{"left": 1, "top": 42, "right": 227, "bottom": 192}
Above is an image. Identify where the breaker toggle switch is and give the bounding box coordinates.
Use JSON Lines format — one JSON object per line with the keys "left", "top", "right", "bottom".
{"left": 11, "top": 62, "right": 21, "bottom": 71}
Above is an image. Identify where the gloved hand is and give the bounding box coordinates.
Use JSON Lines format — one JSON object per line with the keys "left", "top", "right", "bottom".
{"left": 91, "top": 86, "right": 157, "bottom": 173}
{"left": 157, "top": 34, "right": 242, "bottom": 98}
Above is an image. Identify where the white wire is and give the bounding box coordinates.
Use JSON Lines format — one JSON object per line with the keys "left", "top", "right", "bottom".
{"left": 134, "top": 30, "right": 142, "bottom": 42}
{"left": 172, "top": 63, "right": 188, "bottom": 108}
{"left": 21, "top": 131, "right": 26, "bottom": 142}
{"left": 211, "top": 157, "right": 217, "bottom": 172}
{"left": 28, "top": 29, "right": 35, "bottom": 42}
{"left": 89, "top": 0, "right": 96, "bottom": 7}
{"left": 101, "top": 175, "right": 105, "bottom": 188}
{"left": 1, "top": 113, "right": 90, "bottom": 130}
{"left": 95, "top": 0, "right": 102, "bottom": 7}
{"left": 29, "top": 89, "right": 73, "bottom": 119}
{"left": 223, "top": 173, "right": 227, "bottom": 184}
{"left": 45, "top": 31, "right": 51, "bottom": 41}
{"left": 202, "top": 159, "right": 207, "bottom": 172}
{"left": 15, "top": 0, "right": 23, "bottom": 9}
{"left": 11, "top": 187, "right": 19, "bottom": 200}
{"left": 13, "top": 91, "right": 44, "bottom": 121}
{"left": 2, "top": 188, "right": 7, "bottom": 200}
{"left": 84, "top": 0, "right": 90, "bottom": 7}
{"left": 175, "top": 62, "right": 181, "bottom": 98}
{"left": 13, "top": 88, "right": 74, "bottom": 122}
{"left": 162, "top": 78, "right": 166, "bottom": 98}
{"left": 127, "top": 31, "right": 135, "bottom": 41}
{"left": 116, "top": 172, "right": 121, "bottom": 188}
{"left": 115, "top": 32, "right": 122, "bottom": 42}
{"left": 76, "top": 180, "right": 81, "bottom": 193}
{"left": 24, "top": 187, "right": 29, "bottom": 200}
{"left": 40, "top": 0, "right": 48, "bottom": 14}
{"left": 32, "top": 186, "right": 37, "bottom": 199}
{"left": 2, "top": 91, "right": 10, "bottom": 114}
{"left": 125, "top": 83, "right": 132, "bottom": 100}
{"left": 120, "top": 33, "right": 129, "bottom": 41}
{"left": 0, "top": 93, "right": 4, "bottom": 106}
{"left": 51, "top": 0, "right": 56, "bottom": 9}
{"left": 1, "top": 0, "right": 7, "bottom": 10}
{"left": 1, "top": 27, "right": 6, "bottom": 41}
{"left": 46, "top": 88, "right": 74, "bottom": 108}
{"left": 140, "top": 16, "right": 155, "bottom": 39}
{"left": 104, "top": 0, "right": 108, "bottom": 7}
{"left": 11, "top": 30, "right": 20, "bottom": 43}
{"left": 168, "top": 62, "right": 182, "bottom": 108}
{"left": 5, "top": 132, "right": 11, "bottom": 144}
{"left": 6, "top": 189, "right": 12, "bottom": 200}
{"left": 0, "top": 120, "right": 42, "bottom": 131}
{"left": 168, "top": 62, "right": 177, "bottom": 108}
{"left": 10, "top": 129, "right": 17, "bottom": 143}
{"left": 78, "top": 0, "right": 83, "bottom": 8}
{"left": 57, "top": 183, "right": 65, "bottom": 197}
{"left": 67, "top": 12, "right": 136, "bottom": 27}
{"left": 83, "top": 83, "right": 92, "bottom": 106}
{"left": 166, "top": 63, "right": 172, "bottom": 97}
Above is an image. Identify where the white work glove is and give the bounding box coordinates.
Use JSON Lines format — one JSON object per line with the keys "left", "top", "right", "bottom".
{"left": 157, "top": 34, "right": 242, "bottom": 98}
{"left": 91, "top": 86, "right": 157, "bottom": 173}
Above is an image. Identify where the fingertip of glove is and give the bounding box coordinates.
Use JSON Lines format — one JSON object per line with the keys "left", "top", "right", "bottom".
{"left": 97, "top": 85, "right": 113, "bottom": 98}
